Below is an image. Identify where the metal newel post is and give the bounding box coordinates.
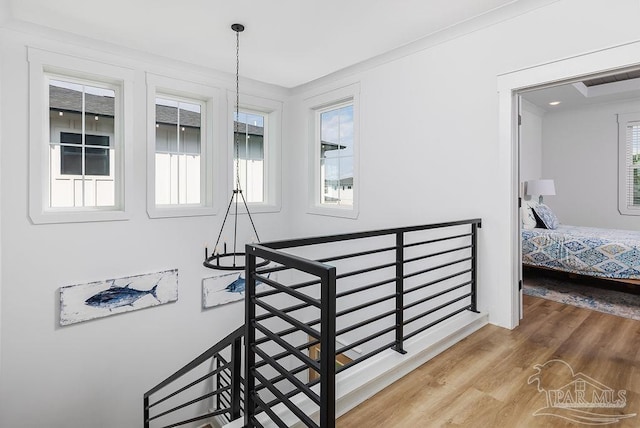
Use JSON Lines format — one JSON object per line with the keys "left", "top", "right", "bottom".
{"left": 231, "top": 336, "right": 242, "bottom": 420}
{"left": 143, "top": 396, "right": 149, "bottom": 428}
{"left": 470, "top": 223, "right": 479, "bottom": 313}
{"left": 394, "top": 231, "right": 407, "bottom": 354}
{"left": 320, "top": 266, "right": 337, "bottom": 428}
{"left": 244, "top": 246, "right": 257, "bottom": 427}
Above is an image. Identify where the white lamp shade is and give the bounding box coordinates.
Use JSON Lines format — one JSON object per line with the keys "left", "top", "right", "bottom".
{"left": 527, "top": 179, "right": 556, "bottom": 196}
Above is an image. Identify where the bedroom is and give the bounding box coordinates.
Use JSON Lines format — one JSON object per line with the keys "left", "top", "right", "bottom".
{"left": 519, "top": 71, "right": 640, "bottom": 315}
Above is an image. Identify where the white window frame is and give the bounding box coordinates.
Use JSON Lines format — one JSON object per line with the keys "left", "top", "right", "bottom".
{"left": 304, "top": 83, "right": 360, "bottom": 219}
{"left": 227, "top": 91, "right": 282, "bottom": 213}
{"left": 618, "top": 112, "right": 640, "bottom": 216}
{"left": 146, "top": 73, "right": 219, "bottom": 218}
{"left": 28, "top": 47, "right": 134, "bottom": 224}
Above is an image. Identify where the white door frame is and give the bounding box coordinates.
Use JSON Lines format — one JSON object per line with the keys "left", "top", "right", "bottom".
{"left": 497, "top": 40, "right": 640, "bottom": 329}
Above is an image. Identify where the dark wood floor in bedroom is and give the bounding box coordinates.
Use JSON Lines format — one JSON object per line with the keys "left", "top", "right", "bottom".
{"left": 337, "top": 295, "right": 640, "bottom": 427}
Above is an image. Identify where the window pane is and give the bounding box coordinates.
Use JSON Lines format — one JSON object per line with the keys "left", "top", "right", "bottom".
{"left": 49, "top": 78, "right": 116, "bottom": 208}
{"left": 155, "top": 96, "right": 202, "bottom": 205}
{"left": 319, "top": 103, "right": 354, "bottom": 206}
{"left": 234, "top": 110, "right": 265, "bottom": 203}
{"left": 60, "top": 146, "right": 82, "bottom": 175}
{"left": 85, "top": 148, "right": 110, "bottom": 176}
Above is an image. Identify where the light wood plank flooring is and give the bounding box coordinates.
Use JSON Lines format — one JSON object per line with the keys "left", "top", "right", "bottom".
{"left": 337, "top": 295, "right": 640, "bottom": 427}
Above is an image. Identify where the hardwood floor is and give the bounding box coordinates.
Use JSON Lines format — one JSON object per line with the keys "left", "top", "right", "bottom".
{"left": 337, "top": 296, "right": 640, "bottom": 427}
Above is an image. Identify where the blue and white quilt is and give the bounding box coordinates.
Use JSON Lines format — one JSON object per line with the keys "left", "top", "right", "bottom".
{"left": 522, "top": 225, "right": 640, "bottom": 279}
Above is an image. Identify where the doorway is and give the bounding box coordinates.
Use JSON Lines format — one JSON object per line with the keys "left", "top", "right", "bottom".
{"left": 497, "top": 40, "right": 640, "bottom": 328}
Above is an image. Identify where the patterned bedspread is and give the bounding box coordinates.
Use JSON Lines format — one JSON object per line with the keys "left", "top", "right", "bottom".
{"left": 522, "top": 225, "right": 640, "bottom": 279}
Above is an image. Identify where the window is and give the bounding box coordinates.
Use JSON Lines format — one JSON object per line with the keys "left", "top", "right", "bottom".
{"left": 619, "top": 112, "right": 640, "bottom": 215}
{"left": 155, "top": 97, "right": 203, "bottom": 205}
{"left": 49, "top": 79, "right": 116, "bottom": 208}
{"left": 146, "top": 73, "right": 218, "bottom": 218}
{"left": 305, "top": 83, "right": 360, "bottom": 218}
{"left": 227, "top": 92, "right": 282, "bottom": 213}
{"left": 233, "top": 110, "right": 266, "bottom": 203}
{"left": 319, "top": 103, "right": 354, "bottom": 206}
{"left": 28, "top": 47, "right": 133, "bottom": 224}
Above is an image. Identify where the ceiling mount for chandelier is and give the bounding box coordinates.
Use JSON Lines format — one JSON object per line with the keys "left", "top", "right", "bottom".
{"left": 204, "top": 23, "right": 268, "bottom": 271}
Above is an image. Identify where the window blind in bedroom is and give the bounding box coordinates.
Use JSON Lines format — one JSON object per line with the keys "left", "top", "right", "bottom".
{"left": 624, "top": 119, "right": 640, "bottom": 209}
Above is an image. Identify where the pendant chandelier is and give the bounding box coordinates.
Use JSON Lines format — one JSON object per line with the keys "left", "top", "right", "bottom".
{"left": 204, "top": 23, "right": 268, "bottom": 271}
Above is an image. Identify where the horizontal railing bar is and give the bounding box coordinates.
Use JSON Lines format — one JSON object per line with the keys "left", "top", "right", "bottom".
{"left": 336, "top": 261, "right": 396, "bottom": 280}
{"left": 336, "top": 325, "right": 397, "bottom": 355}
{"left": 316, "top": 245, "right": 397, "bottom": 263}
{"left": 148, "top": 361, "right": 230, "bottom": 409}
{"left": 255, "top": 276, "right": 397, "bottom": 328}
{"left": 254, "top": 299, "right": 321, "bottom": 340}
{"left": 256, "top": 276, "right": 321, "bottom": 308}
{"left": 154, "top": 407, "right": 232, "bottom": 428}
{"left": 256, "top": 277, "right": 321, "bottom": 299}
{"left": 260, "top": 219, "right": 481, "bottom": 249}
{"left": 219, "top": 395, "right": 231, "bottom": 408}
{"left": 336, "top": 340, "right": 397, "bottom": 373}
{"left": 403, "top": 232, "right": 472, "bottom": 249}
{"left": 252, "top": 370, "right": 319, "bottom": 428}
{"left": 335, "top": 277, "right": 396, "bottom": 298}
{"left": 255, "top": 299, "right": 313, "bottom": 323}
{"left": 404, "top": 281, "right": 472, "bottom": 311}
{"left": 144, "top": 325, "right": 243, "bottom": 398}
{"left": 336, "top": 309, "right": 396, "bottom": 336}
{"left": 148, "top": 385, "right": 230, "bottom": 422}
{"left": 404, "top": 244, "right": 472, "bottom": 264}
{"left": 253, "top": 345, "right": 321, "bottom": 406}
{"left": 253, "top": 394, "right": 288, "bottom": 428}
{"left": 255, "top": 317, "right": 321, "bottom": 347}
{"left": 403, "top": 257, "right": 471, "bottom": 281}
{"left": 336, "top": 293, "right": 396, "bottom": 318}
{"left": 248, "top": 244, "right": 334, "bottom": 277}
{"left": 403, "top": 268, "right": 471, "bottom": 295}
{"left": 253, "top": 322, "right": 320, "bottom": 372}
{"left": 256, "top": 361, "right": 321, "bottom": 395}
{"left": 404, "top": 293, "right": 472, "bottom": 326}
{"left": 255, "top": 335, "right": 321, "bottom": 370}
{"left": 404, "top": 306, "right": 471, "bottom": 341}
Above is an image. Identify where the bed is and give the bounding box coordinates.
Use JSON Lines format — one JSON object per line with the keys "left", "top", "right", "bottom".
{"left": 521, "top": 201, "right": 640, "bottom": 283}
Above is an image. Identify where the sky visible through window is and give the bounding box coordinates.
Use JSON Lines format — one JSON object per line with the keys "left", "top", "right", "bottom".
{"left": 321, "top": 105, "right": 354, "bottom": 180}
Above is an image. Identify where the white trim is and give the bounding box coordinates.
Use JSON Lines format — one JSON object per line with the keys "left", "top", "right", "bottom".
{"left": 498, "top": 40, "right": 640, "bottom": 329}
{"left": 27, "top": 47, "right": 134, "bottom": 224}
{"left": 146, "top": 73, "right": 220, "bottom": 218}
{"left": 618, "top": 111, "right": 640, "bottom": 216}
{"left": 226, "top": 91, "right": 283, "bottom": 214}
{"left": 304, "top": 83, "right": 360, "bottom": 219}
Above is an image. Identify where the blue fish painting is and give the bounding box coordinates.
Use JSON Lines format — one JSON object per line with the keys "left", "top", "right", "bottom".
{"left": 84, "top": 280, "right": 160, "bottom": 309}
{"left": 59, "top": 269, "right": 179, "bottom": 326}
{"left": 221, "top": 273, "right": 270, "bottom": 294}
{"left": 202, "top": 270, "right": 274, "bottom": 308}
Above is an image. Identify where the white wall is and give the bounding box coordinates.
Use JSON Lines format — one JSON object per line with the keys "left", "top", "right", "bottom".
{"left": 542, "top": 97, "right": 640, "bottom": 229}
{"left": 520, "top": 99, "right": 544, "bottom": 185}
{"left": 0, "top": 26, "right": 288, "bottom": 428}
{"left": 285, "top": 0, "right": 640, "bottom": 330}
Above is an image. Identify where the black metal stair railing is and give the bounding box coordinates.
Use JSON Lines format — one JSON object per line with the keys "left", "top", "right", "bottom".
{"left": 244, "top": 218, "right": 481, "bottom": 428}
{"left": 143, "top": 325, "right": 244, "bottom": 428}
{"left": 142, "top": 218, "right": 481, "bottom": 428}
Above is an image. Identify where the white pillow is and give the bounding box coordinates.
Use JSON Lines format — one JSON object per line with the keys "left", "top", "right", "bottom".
{"left": 521, "top": 200, "right": 538, "bottom": 230}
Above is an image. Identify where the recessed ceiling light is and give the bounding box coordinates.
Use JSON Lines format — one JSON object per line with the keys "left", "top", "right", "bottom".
{"left": 549, "top": 101, "right": 561, "bottom": 106}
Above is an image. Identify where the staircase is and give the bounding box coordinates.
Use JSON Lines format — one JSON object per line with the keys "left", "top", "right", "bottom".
{"left": 144, "top": 219, "right": 484, "bottom": 428}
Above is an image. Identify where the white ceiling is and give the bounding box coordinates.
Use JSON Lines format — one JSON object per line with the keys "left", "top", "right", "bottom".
{"left": 8, "top": 0, "right": 523, "bottom": 88}
{"left": 521, "top": 77, "right": 640, "bottom": 112}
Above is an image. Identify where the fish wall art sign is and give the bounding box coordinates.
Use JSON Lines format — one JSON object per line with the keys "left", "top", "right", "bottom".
{"left": 60, "top": 269, "right": 178, "bottom": 326}
{"left": 202, "top": 269, "right": 275, "bottom": 309}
